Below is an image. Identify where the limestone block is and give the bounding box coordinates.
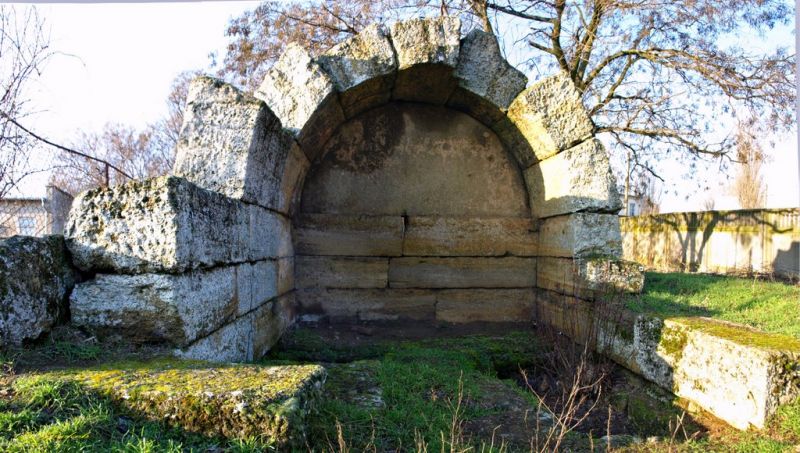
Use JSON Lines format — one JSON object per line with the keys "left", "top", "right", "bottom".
{"left": 525, "top": 139, "right": 622, "bottom": 219}
{"left": 535, "top": 290, "right": 595, "bottom": 343}
{"left": 537, "top": 257, "right": 643, "bottom": 298}
{"left": 176, "top": 292, "right": 297, "bottom": 362}
{"left": 538, "top": 213, "right": 622, "bottom": 258}
{"left": 403, "top": 216, "right": 538, "bottom": 256}
{"left": 500, "top": 72, "right": 594, "bottom": 167}
{"left": 317, "top": 24, "right": 396, "bottom": 118}
{"left": 390, "top": 17, "right": 461, "bottom": 104}
{"left": 276, "top": 142, "right": 310, "bottom": 215}
{"left": 66, "top": 176, "right": 292, "bottom": 274}
{"left": 436, "top": 289, "right": 535, "bottom": 323}
{"left": 295, "top": 256, "right": 388, "bottom": 289}
{"left": 388, "top": 257, "right": 537, "bottom": 289}
{"left": 296, "top": 288, "right": 435, "bottom": 322}
{"left": 238, "top": 258, "right": 294, "bottom": 314}
{"left": 47, "top": 360, "right": 325, "bottom": 448}
{"left": 603, "top": 316, "right": 800, "bottom": 430}
{"left": 0, "top": 235, "right": 76, "bottom": 345}
{"left": 256, "top": 43, "right": 344, "bottom": 160}
{"left": 294, "top": 214, "right": 404, "bottom": 256}
{"left": 70, "top": 260, "right": 288, "bottom": 346}
{"left": 448, "top": 30, "right": 527, "bottom": 125}
{"left": 173, "top": 76, "right": 301, "bottom": 213}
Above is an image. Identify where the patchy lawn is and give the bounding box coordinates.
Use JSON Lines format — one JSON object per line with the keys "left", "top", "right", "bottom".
{"left": 624, "top": 272, "right": 800, "bottom": 338}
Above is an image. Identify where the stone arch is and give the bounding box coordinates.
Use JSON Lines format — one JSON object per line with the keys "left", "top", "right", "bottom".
{"left": 66, "top": 16, "right": 629, "bottom": 362}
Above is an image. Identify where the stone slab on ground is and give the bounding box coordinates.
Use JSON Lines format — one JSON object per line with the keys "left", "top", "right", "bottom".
{"left": 0, "top": 235, "right": 76, "bottom": 345}
{"left": 70, "top": 260, "right": 292, "bottom": 347}
{"left": 40, "top": 359, "right": 326, "bottom": 448}
{"left": 293, "top": 214, "right": 404, "bottom": 256}
{"left": 436, "top": 289, "right": 535, "bottom": 323}
{"left": 388, "top": 257, "right": 537, "bottom": 289}
{"left": 402, "top": 216, "right": 538, "bottom": 257}
{"left": 173, "top": 76, "right": 304, "bottom": 214}
{"left": 296, "top": 288, "right": 436, "bottom": 322}
{"left": 525, "top": 139, "right": 622, "bottom": 219}
{"left": 538, "top": 213, "right": 622, "bottom": 258}
{"left": 66, "top": 176, "right": 292, "bottom": 274}
{"left": 176, "top": 292, "right": 297, "bottom": 362}
{"left": 295, "top": 256, "right": 388, "bottom": 289}
{"left": 600, "top": 316, "right": 800, "bottom": 430}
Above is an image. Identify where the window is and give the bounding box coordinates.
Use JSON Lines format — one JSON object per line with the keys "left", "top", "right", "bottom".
{"left": 628, "top": 202, "right": 638, "bottom": 216}
{"left": 18, "top": 217, "right": 36, "bottom": 236}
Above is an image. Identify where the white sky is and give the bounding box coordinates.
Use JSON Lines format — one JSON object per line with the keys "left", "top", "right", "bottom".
{"left": 9, "top": 1, "right": 800, "bottom": 212}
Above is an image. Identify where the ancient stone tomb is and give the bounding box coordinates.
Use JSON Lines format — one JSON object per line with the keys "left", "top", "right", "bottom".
{"left": 65, "top": 17, "right": 626, "bottom": 361}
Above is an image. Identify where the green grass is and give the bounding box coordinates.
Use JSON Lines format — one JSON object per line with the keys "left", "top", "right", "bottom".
{"left": 624, "top": 272, "right": 800, "bottom": 338}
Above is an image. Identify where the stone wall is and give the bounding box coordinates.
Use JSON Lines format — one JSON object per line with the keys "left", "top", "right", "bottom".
{"left": 621, "top": 209, "right": 800, "bottom": 279}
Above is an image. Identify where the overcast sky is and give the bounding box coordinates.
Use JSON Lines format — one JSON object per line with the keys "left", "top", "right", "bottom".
{"left": 11, "top": 1, "right": 799, "bottom": 212}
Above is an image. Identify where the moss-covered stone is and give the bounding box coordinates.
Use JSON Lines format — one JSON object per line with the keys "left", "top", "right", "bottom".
{"left": 29, "top": 358, "right": 326, "bottom": 448}
{"left": 671, "top": 317, "right": 800, "bottom": 353}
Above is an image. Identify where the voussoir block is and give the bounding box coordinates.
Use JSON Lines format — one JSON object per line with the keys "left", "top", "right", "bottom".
{"left": 448, "top": 30, "right": 527, "bottom": 126}
{"left": 317, "top": 24, "right": 397, "bottom": 118}
{"left": 390, "top": 16, "right": 461, "bottom": 104}
{"left": 498, "top": 72, "right": 594, "bottom": 167}
{"left": 173, "top": 76, "right": 304, "bottom": 213}
{"left": 525, "top": 138, "right": 622, "bottom": 219}
{"left": 65, "top": 176, "right": 292, "bottom": 274}
{"left": 256, "top": 43, "right": 345, "bottom": 160}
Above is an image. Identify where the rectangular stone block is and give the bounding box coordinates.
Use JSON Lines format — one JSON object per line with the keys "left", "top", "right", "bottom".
{"left": 295, "top": 256, "right": 388, "bottom": 289}
{"left": 403, "top": 216, "right": 538, "bottom": 256}
{"left": 601, "top": 316, "right": 800, "bottom": 430}
{"left": 175, "top": 293, "right": 297, "bottom": 363}
{"left": 294, "top": 214, "right": 404, "bottom": 256}
{"left": 436, "top": 289, "right": 535, "bottom": 323}
{"left": 66, "top": 176, "right": 292, "bottom": 274}
{"left": 238, "top": 258, "right": 294, "bottom": 314}
{"left": 388, "top": 257, "right": 536, "bottom": 289}
{"left": 537, "top": 257, "right": 644, "bottom": 299}
{"left": 70, "top": 260, "right": 289, "bottom": 347}
{"left": 524, "top": 139, "right": 622, "bottom": 219}
{"left": 538, "top": 213, "right": 622, "bottom": 258}
{"left": 535, "top": 289, "right": 596, "bottom": 343}
{"left": 173, "top": 76, "right": 304, "bottom": 214}
{"left": 296, "top": 288, "right": 435, "bottom": 322}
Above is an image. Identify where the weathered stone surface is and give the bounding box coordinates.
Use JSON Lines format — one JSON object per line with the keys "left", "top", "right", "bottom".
{"left": 538, "top": 213, "right": 622, "bottom": 258}
{"left": 300, "top": 104, "right": 529, "bottom": 217}
{"left": 448, "top": 30, "right": 527, "bottom": 125}
{"left": 294, "top": 214, "right": 404, "bottom": 256}
{"left": 317, "top": 24, "right": 396, "bottom": 118}
{"left": 276, "top": 134, "right": 311, "bottom": 215}
{"left": 535, "top": 289, "right": 595, "bottom": 342}
{"left": 256, "top": 43, "right": 344, "bottom": 160}
{"left": 537, "top": 257, "right": 644, "bottom": 298}
{"left": 66, "top": 176, "right": 292, "bottom": 274}
{"left": 296, "top": 288, "right": 435, "bottom": 322}
{"left": 176, "top": 293, "right": 297, "bottom": 362}
{"left": 599, "top": 316, "right": 800, "bottom": 430}
{"left": 501, "top": 72, "right": 594, "bottom": 167}
{"left": 295, "top": 256, "right": 388, "bottom": 289}
{"left": 70, "top": 260, "right": 290, "bottom": 346}
{"left": 44, "top": 359, "right": 326, "bottom": 448}
{"left": 0, "top": 235, "right": 75, "bottom": 345}
{"left": 436, "top": 289, "right": 535, "bottom": 323}
{"left": 403, "top": 216, "right": 537, "bottom": 256}
{"left": 390, "top": 17, "right": 461, "bottom": 104}
{"left": 525, "top": 139, "right": 622, "bottom": 219}
{"left": 173, "top": 76, "right": 300, "bottom": 213}
{"left": 388, "top": 257, "right": 536, "bottom": 289}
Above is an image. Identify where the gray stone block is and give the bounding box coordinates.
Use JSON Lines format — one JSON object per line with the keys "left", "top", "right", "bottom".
{"left": 525, "top": 139, "right": 622, "bottom": 219}
{"left": 538, "top": 213, "right": 622, "bottom": 258}
{"left": 536, "top": 257, "right": 644, "bottom": 298}
{"left": 403, "top": 216, "right": 538, "bottom": 256}
{"left": 294, "top": 214, "right": 404, "bottom": 256}
{"left": 436, "top": 289, "right": 535, "bottom": 323}
{"left": 388, "top": 257, "right": 537, "bottom": 289}
{"left": 296, "top": 288, "right": 435, "bottom": 322}
{"left": 66, "top": 176, "right": 292, "bottom": 274}
{"left": 295, "top": 256, "right": 388, "bottom": 289}
{"left": 0, "top": 235, "right": 76, "bottom": 345}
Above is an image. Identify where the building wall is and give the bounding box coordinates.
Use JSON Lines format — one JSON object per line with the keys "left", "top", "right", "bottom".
{"left": 620, "top": 208, "right": 800, "bottom": 279}
{"left": 0, "top": 186, "right": 74, "bottom": 238}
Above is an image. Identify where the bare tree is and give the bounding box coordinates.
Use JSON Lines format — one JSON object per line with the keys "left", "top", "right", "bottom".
{"left": 218, "top": 0, "right": 794, "bottom": 185}
{"left": 0, "top": 6, "right": 53, "bottom": 199}
{"left": 730, "top": 122, "right": 767, "bottom": 209}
